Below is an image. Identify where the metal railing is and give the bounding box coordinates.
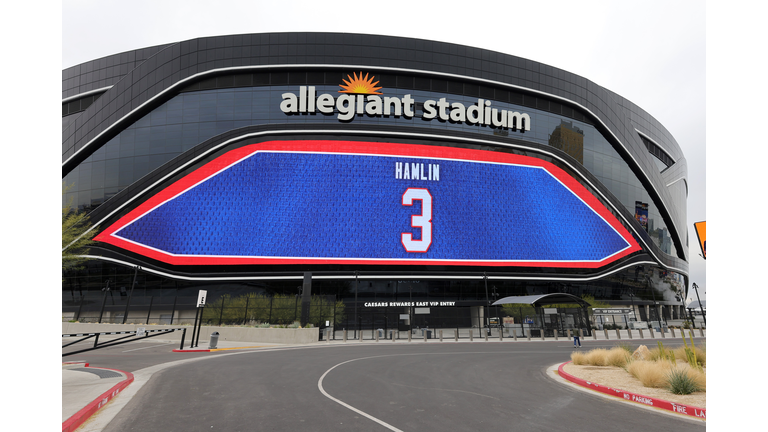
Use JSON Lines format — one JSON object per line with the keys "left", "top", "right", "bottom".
{"left": 62, "top": 327, "right": 187, "bottom": 356}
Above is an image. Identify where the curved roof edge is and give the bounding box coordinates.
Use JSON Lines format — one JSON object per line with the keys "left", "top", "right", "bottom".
{"left": 492, "top": 294, "right": 590, "bottom": 307}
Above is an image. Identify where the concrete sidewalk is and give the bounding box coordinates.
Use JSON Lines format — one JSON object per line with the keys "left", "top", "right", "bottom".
{"left": 63, "top": 329, "right": 707, "bottom": 430}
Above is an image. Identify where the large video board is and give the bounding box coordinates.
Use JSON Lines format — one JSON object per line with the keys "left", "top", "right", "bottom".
{"left": 95, "top": 140, "right": 640, "bottom": 267}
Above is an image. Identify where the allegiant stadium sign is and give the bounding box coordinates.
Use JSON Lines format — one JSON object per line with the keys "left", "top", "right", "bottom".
{"left": 280, "top": 72, "right": 531, "bottom": 132}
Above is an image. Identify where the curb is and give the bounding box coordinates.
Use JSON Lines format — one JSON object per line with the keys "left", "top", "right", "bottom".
{"left": 557, "top": 361, "right": 706, "bottom": 420}
{"left": 62, "top": 367, "right": 135, "bottom": 432}
{"left": 172, "top": 345, "right": 271, "bottom": 353}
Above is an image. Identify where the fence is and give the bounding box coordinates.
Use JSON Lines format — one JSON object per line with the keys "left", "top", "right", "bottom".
{"left": 63, "top": 293, "right": 344, "bottom": 328}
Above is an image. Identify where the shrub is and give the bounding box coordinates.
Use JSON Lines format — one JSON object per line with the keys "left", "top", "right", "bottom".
{"left": 627, "top": 360, "right": 673, "bottom": 388}
{"left": 615, "top": 342, "right": 633, "bottom": 354}
{"left": 667, "top": 366, "right": 703, "bottom": 394}
{"left": 570, "top": 351, "right": 588, "bottom": 365}
{"left": 585, "top": 348, "right": 610, "bottom": 366}
{"left": 606, "top": 348, "right": 631, "bottom": 367}
{"left": 672, "top": 345, "right": 706, "bottom": 368}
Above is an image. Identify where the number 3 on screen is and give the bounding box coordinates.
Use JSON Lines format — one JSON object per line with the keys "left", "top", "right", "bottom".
{"left": 401, "top": 188, "right": 432, "bottom": 253}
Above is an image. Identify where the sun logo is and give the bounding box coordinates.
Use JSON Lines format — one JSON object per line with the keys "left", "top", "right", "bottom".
{"left": 338, "top": 72, "right": 382, "bottom": 95}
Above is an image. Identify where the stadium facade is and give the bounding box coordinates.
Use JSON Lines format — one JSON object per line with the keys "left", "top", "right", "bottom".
{"left": 62, "top": 33, "right": 690, "bottom": 334}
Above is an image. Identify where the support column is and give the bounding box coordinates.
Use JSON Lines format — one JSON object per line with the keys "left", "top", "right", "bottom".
{"left": 300, "top": 272, "right": 312, "bottom": 327}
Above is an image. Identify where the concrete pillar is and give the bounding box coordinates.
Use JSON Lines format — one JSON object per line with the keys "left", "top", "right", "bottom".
{"left": 554, "top": 330, "right": 558, "bottom": 341}
{"left": 469, "top": 329, "right": 473, "bottom": 341}
{"left": 567, "top": 329, "right": 571, "bottom": 339}
{"left": 440, "top": 330, "right": 443, "bottom": 342}
{"left": 408, "top": 331, "right": 412, "bottom": 342}
{"left": 454, "top": 329, "right": 458, "bottom": 342}
{"left": 343, "top": 330, "right": 347, "bottom": 342}
{"left": 615, "top": 328, "right": 620, "bottom": 339}
{"left": 424, "top": 331, "right": 427, "bottom": 342}
{"left": 670, "top": 327, "right": 676, "bottom": 338}
{"left": 627, "top": 328, "right": 632, "bottom": 339}
{"left": 604, "top": 328, "right": 609, "bottom": 340}
{"left": 376, "top": 331, "right": 379, "bottom": 342}
{"left": 512, "top": 328, "right": 517, "bottom": 341}
{"left": 360, "top": 331, "right": 363, "bottom": 342}
{"left": 638, "top": 329, "right": 644, "bottom": 338}
{"left": 649, "top": 327, "right": 655, "bottom": 338}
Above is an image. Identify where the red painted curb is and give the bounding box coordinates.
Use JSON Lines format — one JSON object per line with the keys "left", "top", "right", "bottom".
{"left": 558, "top": 361, "right": 706, "bottom": 420}
{"left": 62, "top": 367, "right": 135, "bottom": 432}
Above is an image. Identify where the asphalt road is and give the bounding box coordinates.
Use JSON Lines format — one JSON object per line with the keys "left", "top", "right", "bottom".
{"left": 76, "top": 340, "right": 706, "bottom": 432}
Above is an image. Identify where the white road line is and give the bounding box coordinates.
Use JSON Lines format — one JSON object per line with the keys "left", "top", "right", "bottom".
{"left": 318, "top": 355, "right": 404, "bottom": 432}
{"left": 122, "top": 343, "right": 170, "bottom": 353}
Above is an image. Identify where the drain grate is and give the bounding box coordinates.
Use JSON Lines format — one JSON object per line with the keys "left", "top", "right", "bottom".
{"left": 72, "top": 367, "right": 123, "bottom": 379}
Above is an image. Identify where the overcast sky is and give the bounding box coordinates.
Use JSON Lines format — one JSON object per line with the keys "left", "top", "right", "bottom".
{"left": 62, "top": 0, "right": 707, "bottom": 301}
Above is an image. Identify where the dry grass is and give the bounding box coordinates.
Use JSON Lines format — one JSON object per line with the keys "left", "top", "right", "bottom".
{"left": 570, "top": 347, "right": 631, "bottom": 367}
{"left": 571, "top": 351, "right": 589, "bottom": 365}
{"left": 627, "top": 360, "right": 674, "bottom": 388}
{"left": 570, "top": 344, "right": 706, "bottom": 393}
{"left": 671, "top": 362, "right": 706, "bottom": 391}
{"left": 671, "top": 345, "right": 706, "bottom": 367}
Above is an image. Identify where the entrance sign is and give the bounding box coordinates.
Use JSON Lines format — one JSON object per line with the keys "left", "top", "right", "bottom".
{"left": 592, "top": 308, "right": 632, "bottom": 315}
{"left": 197, "top": 290, "right": 207, "bottom": 307}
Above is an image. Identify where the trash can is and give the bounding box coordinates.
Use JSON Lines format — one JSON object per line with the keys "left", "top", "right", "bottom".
{"left": 426, "top": 330, "right": 432, "bottom": 339}
{"left": 209, "top": 331, "right": 220, "bottom": 349}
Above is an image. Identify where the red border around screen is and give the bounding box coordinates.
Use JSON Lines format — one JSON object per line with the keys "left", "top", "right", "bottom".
{"left": 95, "top": 140, "right": 641, "bottom": 267}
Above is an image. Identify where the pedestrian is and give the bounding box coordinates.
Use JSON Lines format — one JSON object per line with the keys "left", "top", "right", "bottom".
{"left": 573, "top": 330, "right": 581, "bottom": 348}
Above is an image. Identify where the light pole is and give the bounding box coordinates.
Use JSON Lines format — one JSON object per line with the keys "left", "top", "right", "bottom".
{"left": 354, "top": 271, "right": 359, "bottom": 339}
{"left": 646, "top": 276, "right": 663, "bottom": 331}
{"left": 692, "top": 282, "right": 706, "bottom": 327}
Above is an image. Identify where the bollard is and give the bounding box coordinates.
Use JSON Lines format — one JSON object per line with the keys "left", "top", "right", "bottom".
{"left": 699, "top": 328, "right": 704, "bottom": 337}
{"left": 669, "top": 328, "right": 675, "bottom": 338}
{"left": 424, "top": 331, "right": 427, "bottom": 343}
{"left": 455, "top": 329, "right": 458, "bottom": 342}
{"left": 541, "top": 330, "right": 545, "bottom": 341}
{"left": 527, "top": 329, "right": 531, "bottom": 342}
{"left": 327, "top": 328, "right": 331, "bottom": 343}
{"left": 408, "top": 331, "right": 412, "bottom": 342}
{"left": 485, "top": 331, "right": 488, "bottom": 342}
{"left": 638, "top": 329, "right": 644, "bottom": 338}
{"left": 604, "top": 328, "right": 609, "bottom": 340}
{"left": 512, "top": 328, "right": 518, "bottom": 341}
{"left": 567, "top": 329, "right": 572, "bottom": 339}
{"left": 554, "top": 330, "right": 558, "bottom": 341}
{"left": 649, "top": 327, "right": 655, "bottom": 338}
{"left": 343, "top": 330, "right": 347, "bottom": 342}
{"left": 579, "top": 329, "right": 584, "bottom": 341}
{"left": 392, "top": 331, "right": 396, "bottom": 342}
{"left": 360, "top": 331, "right": 363, "bottom": 342}
{"left": 615, "top": 328, "right": 621, "bottom": 340}
{"left": 592, "top": 330, "right": 597, "bottom": 340}
{"left": 470, "top": 329, "right": 473, "bottom": 342}
{"left": 627, "top": 328, "right": 632, "bottom": 339}
{"left": 440, "top": 330, "right": 443, "bottom": 342}
{"left": 661, "top": 327, "right": 666, "bottom": 338}
{"left": 376, "top": 331, "right": 379, "bottom": 342}
{"left": 499, "top": 330, "right": 503, "bottom": 342}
